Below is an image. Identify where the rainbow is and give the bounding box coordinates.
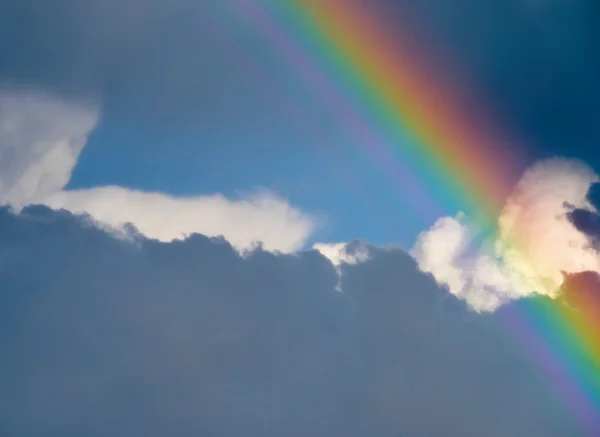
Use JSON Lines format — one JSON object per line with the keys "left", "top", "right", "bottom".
{"left": 230, "top": 0, "right": 600, "bottom": 433}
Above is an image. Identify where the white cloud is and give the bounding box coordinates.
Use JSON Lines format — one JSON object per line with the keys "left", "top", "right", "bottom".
{"left": 412, "top": 158, "right": 600, "bottom": 312}
{"left": 0, "top": 89, "right": 316, "bottom": 252}
{"left": 497, "top": 158, "right": 599, "bottom": 287}
{"left": 313, "top": 242, "right": 370, "bottom": 266}
{"left": 46, "top": 187, "right": 315, "bottom": 252}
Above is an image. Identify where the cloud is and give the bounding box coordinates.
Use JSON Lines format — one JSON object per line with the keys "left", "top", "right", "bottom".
{"left": 312, "top": 241, "right": 370, "bottom": 266}
{"left": 0, "top": 89, "right": 316, "bottom": 252}
{"left": 0, "top": 89, "right": 99, "bottom": 206}
{"left": 0, "top": 205, "right": 581, "bottom": 436}
{"left": 312, "top": 241, "right": 371, "bottom": 291}
{"left": 45, "top": 187, "right": 315, "bottom": 252}
{"left": 565, "top": 182, "right": 600, "bottom": 250}
{"left": 412, "top": 158, "right": 600, "bottom": 312}
{"left": 498, "top": 159, "right": 599, "bottom": 285}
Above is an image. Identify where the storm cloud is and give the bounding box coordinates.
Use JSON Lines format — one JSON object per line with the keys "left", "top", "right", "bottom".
{"left": 0, "top": 205, "right": 584, "bottom": 436}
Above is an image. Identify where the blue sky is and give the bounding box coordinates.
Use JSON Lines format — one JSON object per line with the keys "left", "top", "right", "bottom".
{"left": 67, "top": 109, "right": 431, "bottom": 247}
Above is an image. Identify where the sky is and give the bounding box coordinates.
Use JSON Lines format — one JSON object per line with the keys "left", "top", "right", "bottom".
{"left": 0, "top": 0, "right": 600, "bottom": 435}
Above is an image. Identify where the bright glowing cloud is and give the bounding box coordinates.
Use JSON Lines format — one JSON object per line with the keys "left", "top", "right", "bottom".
{"left": 0, "top": 89, "right": 316, "bottom": 252}
{"left": 412, "top": 158, "right": 600, "bottom": 312}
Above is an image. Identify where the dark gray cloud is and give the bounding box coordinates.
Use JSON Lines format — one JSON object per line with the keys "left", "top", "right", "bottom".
{"left": 566, "top": 182, "right": 600, "bottom": 249}
{"left": 0, "top": 205, "right": 583, "bottom": 436}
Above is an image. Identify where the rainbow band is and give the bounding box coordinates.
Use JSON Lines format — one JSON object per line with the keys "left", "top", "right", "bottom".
{"left": 232, "top": 1, "right": 600, "bottom": 433}
{"left": 281, "top": 0, "right": 519, "bottom": 218}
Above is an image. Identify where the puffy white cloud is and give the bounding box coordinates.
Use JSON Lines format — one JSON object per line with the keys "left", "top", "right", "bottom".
{"left": 412, "top": 158, "right": 600, "bottom": 312}
{"left": 497, "top": 158, "right": 600, "bottom": 287}
{"left": 0, "top": 89, "right": 316, "bottom": 252}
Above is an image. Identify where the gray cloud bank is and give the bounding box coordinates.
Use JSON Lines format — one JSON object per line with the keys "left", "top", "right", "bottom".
{"left": 0, "top": 205, "right": 583, "bottom": 436}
